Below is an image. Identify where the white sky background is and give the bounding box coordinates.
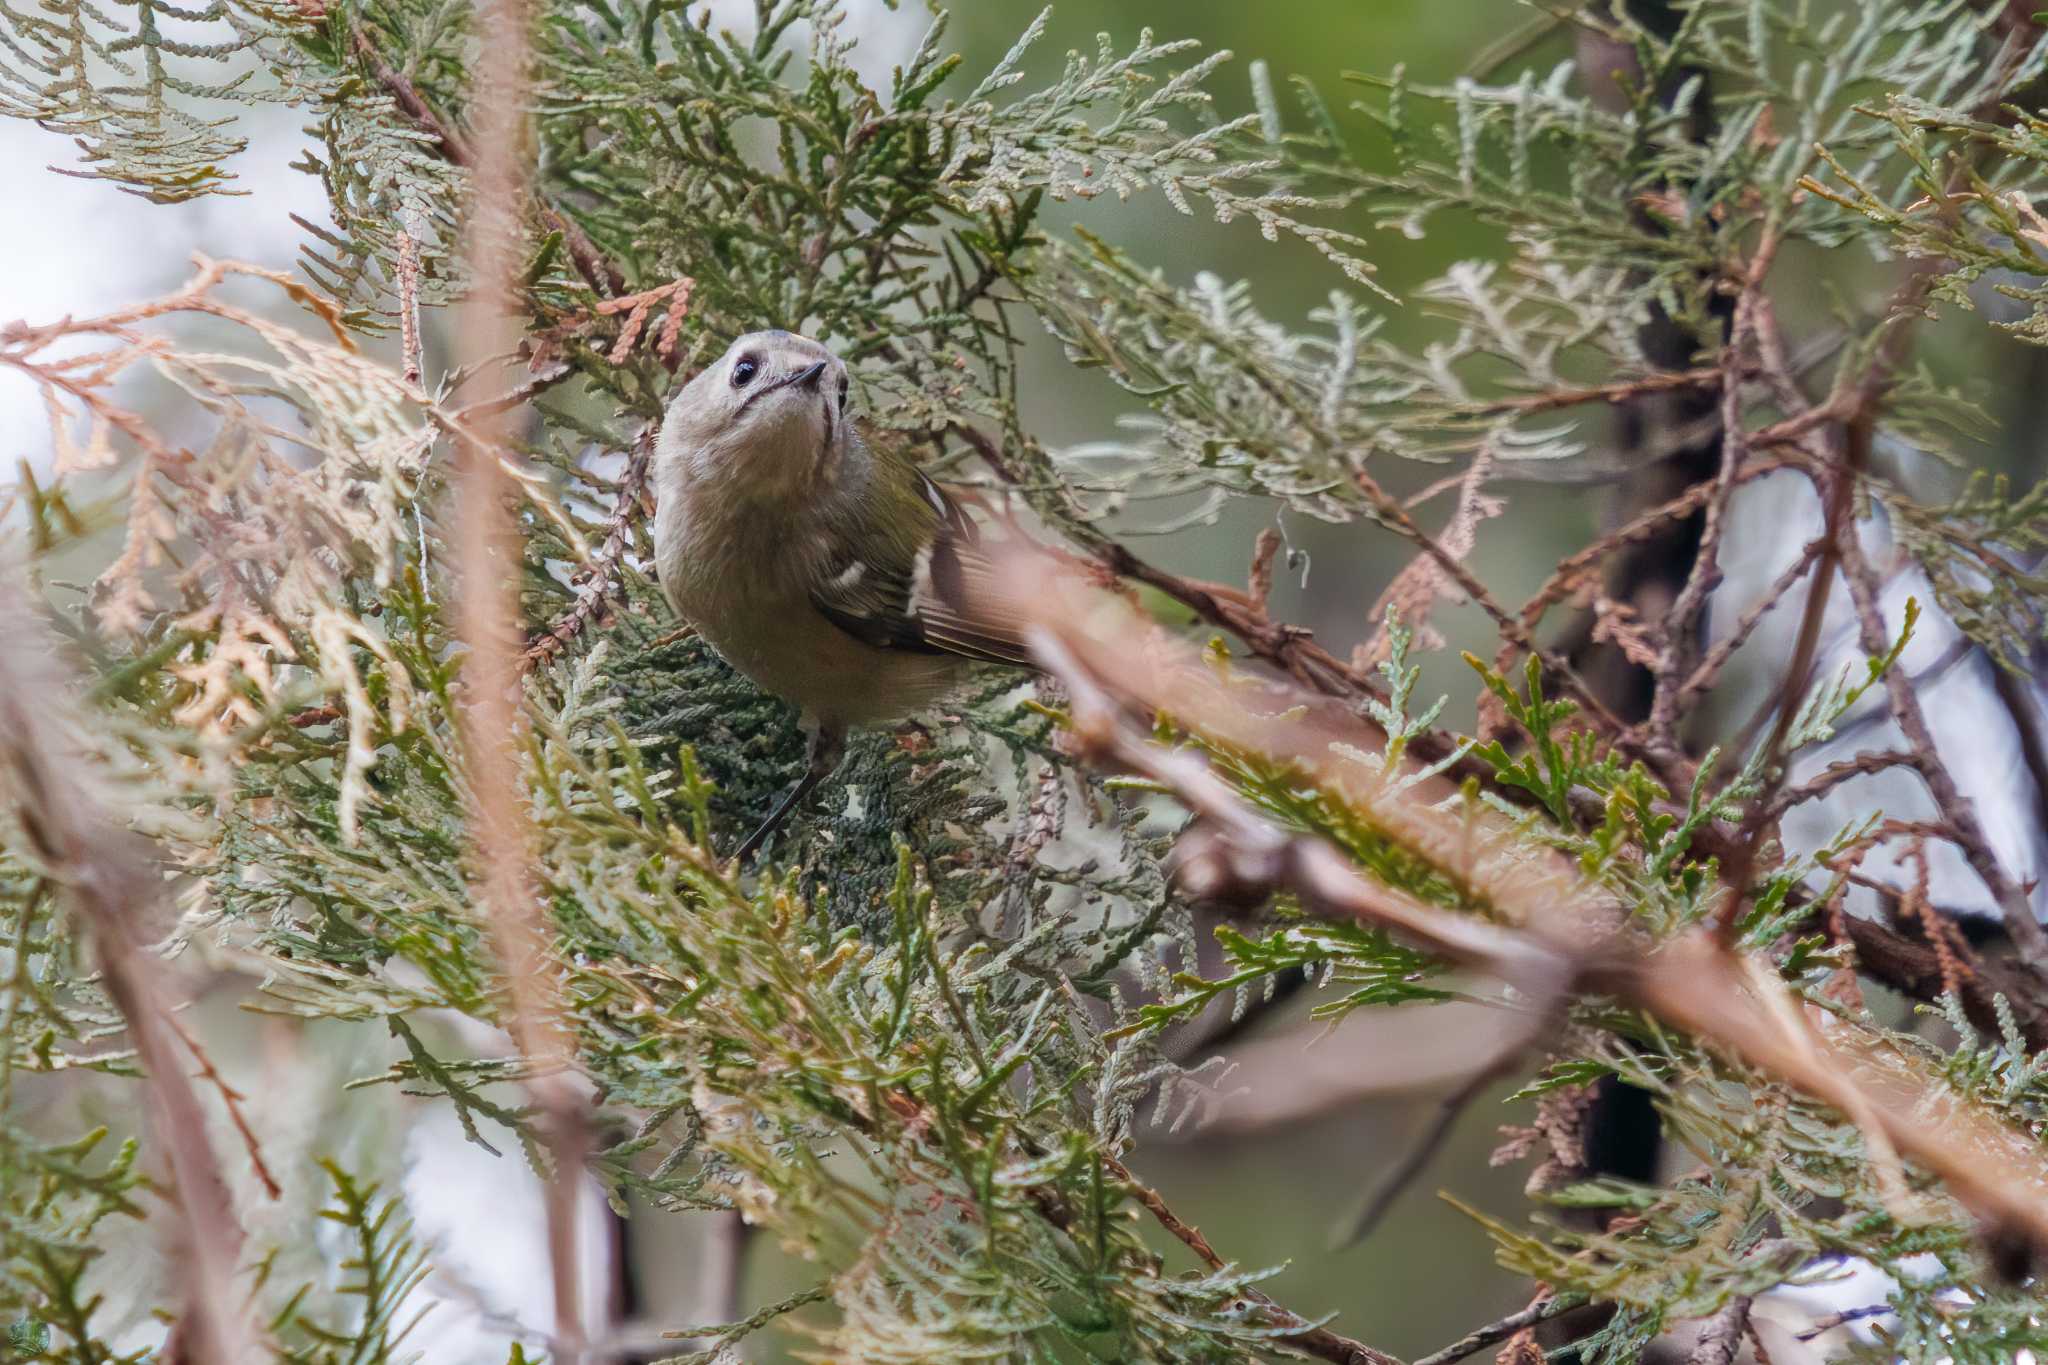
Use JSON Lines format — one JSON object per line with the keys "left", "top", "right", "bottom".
{"left": 0, "top": 102, "right": 328, "bottom": 463}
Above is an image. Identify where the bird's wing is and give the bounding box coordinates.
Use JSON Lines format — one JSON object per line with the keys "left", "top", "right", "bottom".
{"left": 810, "top": 467, "right": 1034, "bottom": 668}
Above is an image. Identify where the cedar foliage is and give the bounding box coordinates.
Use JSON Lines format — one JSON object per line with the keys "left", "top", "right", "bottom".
{"left": 8, "top": 1, "right": 2048, "bottom": 1361}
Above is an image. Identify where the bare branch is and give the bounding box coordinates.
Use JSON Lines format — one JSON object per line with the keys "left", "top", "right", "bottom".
{"left": 1411, "top": 1295, "right": 1581, "bottom": 1365}
{"left": 350, "top": 17, "right": 622, "bottom": 297}
{"left": 1676, "top": 536, "right": 1826, "bottom": 706}
{"left": 1837, "top": 525, "right": 2048, "bottom": 969}
{"left": 1330, "top": 1017, "right": 1554, "bottom": 1250}
{"left": 1648, "top": 239, "right": 1781, "bottom": 751}
{"left": 163, "top": 1010, "right": 283, "bottom": 1203}
{"left": 1098, "top": 1155, "right": 1403, "bottom": 1365}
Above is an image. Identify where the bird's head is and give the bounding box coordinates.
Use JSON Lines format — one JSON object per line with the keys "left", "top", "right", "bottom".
{"left": 657, "top": 330, "right": 854, "bottom": 500}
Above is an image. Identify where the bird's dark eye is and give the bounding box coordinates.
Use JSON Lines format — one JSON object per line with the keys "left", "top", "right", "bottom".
{"left": 731, "top": 356, "right": 759, "bottom": 388}
{"left": 836, "top": 373, "right": 850, "bottom": 408}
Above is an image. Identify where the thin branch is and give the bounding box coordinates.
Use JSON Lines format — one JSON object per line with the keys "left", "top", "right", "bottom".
{"left": 1837, "top": 525, "right": 2048, "bottom": 969}
{"left": 657, "top": 1209, "right": 757, "bottom": 1358}
{"left": 1099, "top": 1155, "right": 1403, "bottom": 1365}
{"left": 1411, "top": 1295, "right": 1583, "bottom": 1365}
{"left": 1648, "top": 239, "right": 1779, "bottom": 752}
{"left": 163, "top": 1010, "right": 283, "bottom": 1202}
{"left": 1988, "top": 654, "right": 2048, "bottom": 858}
{"left": 1767, "top": 750, "right": 1918, "bottom": 816}
{"left": 1687, "top": 1297, "right": 1753, "bottom": 1365}
{"left": 1676, "top": 536, "right": 1825, "bottom": 706}
{"left": 450, "top": 361, "right": 575, "bottom": 424}
{"left": 350, "top": 20, "right": 471, "bottom": 162}
{"left": 1458, "top": 367, "right": 1722, "bottom": 418}
{"left": 1504, "top": 454, "right": 1802, "bottom": 687}
{"left": 1710, "top": 396, "right": 1873, "bottom": 945}
{"left": 351, "top": 18, "right": 622, "bottom": 297}
{"left": 1102, "top": 1154, "right": 1226, "bottom": 1270}
{"left": 657, "top": 1281, "right": 828, "bottom": 1357}
{"left": 1330, "top": 1018, "right": 1552, "bottom": 1250}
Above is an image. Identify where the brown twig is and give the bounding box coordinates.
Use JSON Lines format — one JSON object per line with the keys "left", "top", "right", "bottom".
{"left": 450, "top": 361, "right": 576, "bottom": 424}
{"left": 1331, "top": 1016, "right": 1555, "bottom": 1250}
{"left": 1836, "top": 527, "right": 2048, "bottom": 968}
{"left": 1513, "top": 474, "right": 1722, "bottom": 630}
{"left": 1675, "top": 536, "right": 1825, "bottom": 707}
{"left": 350, "top": 18, "right": 622, "bottom": 298}
{"left": 1501, "top": 454, "right": 1802, "bottom": 707}
{"left": 1098, "top": 1155, "right": 1403, "bottom": 1365}
{"left": 524, "top": 424, "right": 658, "bottom": 670}
{"left": 1459, "top": 367, "right": 1723, "bottom": 418}
{"left": 1647, "top": 241, "right": 1778, "bottom": 753}
{"left": 163, "top": 1010, "right": 283, "bottom": 1202}
{"left": 1765, "top": 749, "right": 1918, "bottom": 816}
{"left": 1710, "top": 394, "right": 1874, "bottom": 946}
{"left": 1101, "top": 1154, "right": 1226, "bottom": 1270}
{"left": 1989, "top": 653, "right": 2048, "bottom": 863}
{"left": 1411, "top": 1295, "right": 1580, "bottom": 1365}
{"left": 350, "top": 20, "right": 471, "bottom": 162}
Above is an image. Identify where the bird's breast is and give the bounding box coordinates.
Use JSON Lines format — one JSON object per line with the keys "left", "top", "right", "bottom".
{"left": 653, "top": 487, "right": 956, "bottom": 728}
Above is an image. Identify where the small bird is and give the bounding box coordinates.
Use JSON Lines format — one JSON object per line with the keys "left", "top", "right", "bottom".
{"left": 652, "top": 330, "right": 1029, "bottom": 862}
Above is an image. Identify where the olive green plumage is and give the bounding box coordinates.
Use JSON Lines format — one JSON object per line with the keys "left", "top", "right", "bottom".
{"left": 650, "top": 330, "right": 1026, "bottom": 859}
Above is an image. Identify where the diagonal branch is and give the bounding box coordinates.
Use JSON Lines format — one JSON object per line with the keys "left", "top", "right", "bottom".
{"left": 1099, "top": 1155, "right": 1403, "bottom": 1365}
{"left": 997, "top": 547, "right": 2048, "bottom": 1252}
{"left": 1411, "top": 1294, "right": 1583, "bottom": 1365}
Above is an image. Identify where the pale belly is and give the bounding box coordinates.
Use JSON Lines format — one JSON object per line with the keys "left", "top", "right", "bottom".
{"left": 654, "top": 475, "right": 968, "bottom": 727}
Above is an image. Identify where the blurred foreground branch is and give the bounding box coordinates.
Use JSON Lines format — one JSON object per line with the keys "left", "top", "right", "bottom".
{"left": 0, "top": 581, "right": 264, "bottom": 1362}
{"left": 994, "top": 546, "right": 2048, "bottom": 1253}
{"left": 445, "top": 0, "right": 592, "bottom": 1356}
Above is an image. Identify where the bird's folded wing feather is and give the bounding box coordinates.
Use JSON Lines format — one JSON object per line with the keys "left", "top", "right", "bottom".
{"left": 809, "top": 469, "right": 1033, "bottom": 667}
